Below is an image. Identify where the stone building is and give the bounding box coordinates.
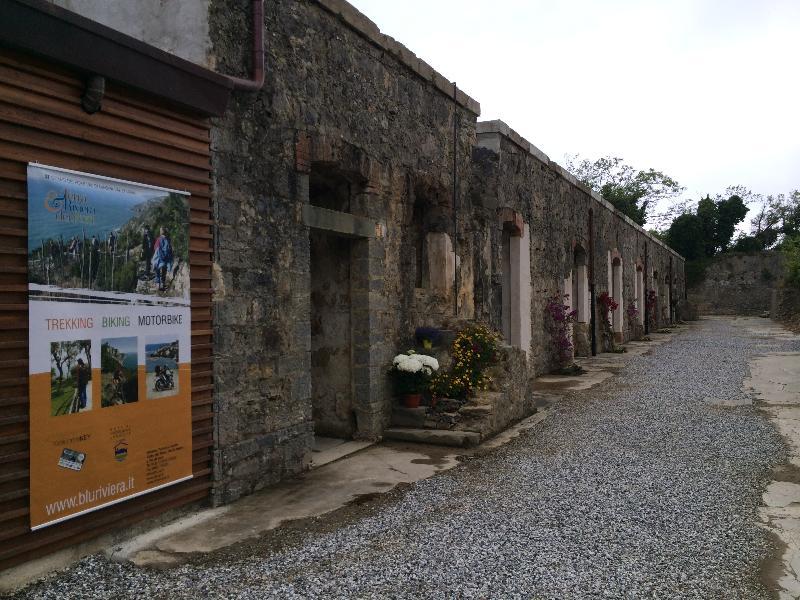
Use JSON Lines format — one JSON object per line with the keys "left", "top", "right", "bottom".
{"left": 206, "top": 0, "right": 685, "bottom": 503}
{"left": 0, "top": 0, "right": 685, "bottom": 572}
{"left": 204, "top": 0, "right": 685, "bottom": 503}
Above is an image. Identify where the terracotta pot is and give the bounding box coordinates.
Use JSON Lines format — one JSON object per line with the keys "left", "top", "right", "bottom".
{"left": 403, "top": 393, "right": 422, "bottom": 408}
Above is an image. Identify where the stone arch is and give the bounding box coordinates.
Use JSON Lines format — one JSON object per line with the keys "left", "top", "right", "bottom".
{"left": 635, "top": 262, "right": 645, "bottom": 325}
{"left": 297, "top": 135, "right": 387, "bottom": 441}
{"left": 571, "top": 243, "right": 590, "bottom": 356}
{"left": 611, "top": 255, "right": 624, "bottom": 338}
{"left": 498, "top": 208, "right": 531, "bottom": 351}
{"left": 406, "top": 179, "right": 449, "bottom": 291}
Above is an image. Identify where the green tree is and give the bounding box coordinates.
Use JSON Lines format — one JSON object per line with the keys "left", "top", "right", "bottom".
{"left": 565, "top": 155, "right": 684, "bottom": 226}
{"left": 784, "top": 235, "right": 800, "bottom": 289}
{"left": 695, "top": 195, "right": 718, "bottom": 257}
{"left": 665, "top": 213, "right": 705, "bottom": 261}
{"left": 715, "top": 194, "right": 748, "bottom": 252}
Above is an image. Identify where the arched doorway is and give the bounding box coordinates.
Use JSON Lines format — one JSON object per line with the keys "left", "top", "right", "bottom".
{"left": 635, "top": 265, "right": 645, "bottom": 326}
{"left": 612, "top": 256, "right": 623, "bottom": 341}
{"left": 572, "top": 244, "right": 589, "bottom": 355}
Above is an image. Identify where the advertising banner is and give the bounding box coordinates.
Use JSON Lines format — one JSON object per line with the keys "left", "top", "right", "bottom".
{"left": 27, "top": 164, "right": 193, "bottom": 530}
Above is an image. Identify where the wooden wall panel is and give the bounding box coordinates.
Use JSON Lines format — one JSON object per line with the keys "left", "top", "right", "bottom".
{"left": 0, "top": 48, "right": 213, "bottom": 570}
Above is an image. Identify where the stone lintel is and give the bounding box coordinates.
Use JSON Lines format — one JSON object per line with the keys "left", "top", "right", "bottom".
{"left": 302, "top": 204, "right": 379, "bottom": 238}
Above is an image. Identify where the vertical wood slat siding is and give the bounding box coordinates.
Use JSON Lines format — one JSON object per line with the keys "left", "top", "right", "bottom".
{"left": 0, "top": 49, "right": 213, "bottom": 571}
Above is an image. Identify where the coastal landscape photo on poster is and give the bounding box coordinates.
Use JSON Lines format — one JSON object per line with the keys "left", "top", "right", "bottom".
{"left": 27, "top": 164, "right": 194, "bottom": 530}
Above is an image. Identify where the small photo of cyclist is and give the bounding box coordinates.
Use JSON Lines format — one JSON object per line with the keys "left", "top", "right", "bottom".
{"left": 100, "top": 337, "right": 138, "bottom": 408}
{"left": 145, "top": 335, "right": 179, "bottom": 400}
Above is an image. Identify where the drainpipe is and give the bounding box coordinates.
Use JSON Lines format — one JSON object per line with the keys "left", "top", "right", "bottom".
{"left": 588, "top": 208, "right": 597, "bottom": 356}
{"left": 227, "top": 0, "right": 265, "bottom": 91}
{"left": 452, "top": 81, "right": 459, "bottom": 317}
{"left": 644, "top": 242, "right": 649, "bottom": 335}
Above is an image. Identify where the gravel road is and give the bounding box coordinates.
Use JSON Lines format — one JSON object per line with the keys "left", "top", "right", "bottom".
{"left": 14, "top": 318, "right": 798, "bottom": 599}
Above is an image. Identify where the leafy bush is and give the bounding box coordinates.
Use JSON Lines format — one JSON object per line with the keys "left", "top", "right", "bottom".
{"left": 784, "top": 235, "right": 800, "bottom": 289}
{"left": 430, "top": 324, "right": 500, "bottom": 400}
{"left": 545, "top": 294, "right": 577, "bottom": 367}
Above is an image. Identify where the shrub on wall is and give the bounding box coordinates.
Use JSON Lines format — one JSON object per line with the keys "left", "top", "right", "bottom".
{"left": 784, "top": 236, "right": 800, "bottom": 289}
{"left": 545, "top": 294, "right": 577, "bottom": 367}
{"left": 597, "top": 292, "right": 619, "bottom": 351}
{"left": 429, "top": 324, "right": 500, "bottom": 400}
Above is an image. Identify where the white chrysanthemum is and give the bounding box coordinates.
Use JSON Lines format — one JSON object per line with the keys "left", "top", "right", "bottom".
{"left": 416, "top": 355, "right": 439, "bottom": 371}
{"left": 398, "top": 356, "right": 423, "bottom": 373}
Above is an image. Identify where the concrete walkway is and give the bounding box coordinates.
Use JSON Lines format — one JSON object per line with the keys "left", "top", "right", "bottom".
{"left": 738, "top": 317, "right": 800, "bottom": 599}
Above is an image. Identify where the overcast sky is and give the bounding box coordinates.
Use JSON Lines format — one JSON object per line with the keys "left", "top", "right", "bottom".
{"left": 349, "top": 0, "right": 799, "bottom": 229}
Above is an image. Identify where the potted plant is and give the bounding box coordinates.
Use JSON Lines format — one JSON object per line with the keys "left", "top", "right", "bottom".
{"left": 389, "top": 351, "right": 439, "bottom": 408}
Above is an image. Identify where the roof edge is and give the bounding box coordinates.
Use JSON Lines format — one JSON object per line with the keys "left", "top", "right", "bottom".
{"left": 0, "top": 0, "right": 233, "bottom": 116}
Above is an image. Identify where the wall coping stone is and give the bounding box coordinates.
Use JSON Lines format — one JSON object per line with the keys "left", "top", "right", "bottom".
{"left": 476, "top": 119, "right": 684, "bottom": 261}
{"left": 313, "top": 0, "right": 480, "bottom": 115}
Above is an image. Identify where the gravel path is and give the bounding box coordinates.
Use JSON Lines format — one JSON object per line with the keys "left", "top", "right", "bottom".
{"left": 15, "top": 318, "right": 800, "bottom": 599}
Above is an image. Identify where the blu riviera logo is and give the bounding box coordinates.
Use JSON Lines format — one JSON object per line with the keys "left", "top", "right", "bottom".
{"left": 44, "top": 188, "right": 96, "bottom": 224}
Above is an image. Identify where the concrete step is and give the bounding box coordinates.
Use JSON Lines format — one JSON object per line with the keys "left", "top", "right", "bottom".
{"left": 383, "top": 427, "right": 481, "bottom": 448}
{"left": 391, "top": 407, "right": 428, "bottom": 428}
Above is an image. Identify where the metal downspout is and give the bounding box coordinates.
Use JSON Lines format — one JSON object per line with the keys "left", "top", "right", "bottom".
{"left": 644, "top": 242, "right": 649, "bottom": 335}
{"left": 227, "top": 0, "right": 265, "bottom": 91}
{"left": 452, "top": 82, "right": 459, "bottom": 316}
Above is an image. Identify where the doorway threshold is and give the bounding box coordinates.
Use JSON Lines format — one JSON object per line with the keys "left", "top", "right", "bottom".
{"left": 311, "top": 436, "right": 374, "bottom": 469}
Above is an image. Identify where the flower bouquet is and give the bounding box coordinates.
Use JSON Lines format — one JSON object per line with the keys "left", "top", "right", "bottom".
{"left": 389, "top": 351, "right": 439, "bottom": 408}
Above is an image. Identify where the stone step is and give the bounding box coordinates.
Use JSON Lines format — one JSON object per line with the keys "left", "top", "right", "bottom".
{"left": 383, "top": 427, "right": 481, "bottom": 448}
{"left": 390, "top": 406, "right": 428, "bottom": 428}
{"left": 458, "top": 404, "right": 493, "bottom": 417}
{"left": 471, "top": 391, "right": 504, "bottom": 405}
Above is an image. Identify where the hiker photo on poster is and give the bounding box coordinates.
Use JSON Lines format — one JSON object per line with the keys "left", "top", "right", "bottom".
{"left": 49, "top": 340, "right": 92, "bottom": 416}
{"left": 27, "top": 165, "right": 189, "bottom": 301}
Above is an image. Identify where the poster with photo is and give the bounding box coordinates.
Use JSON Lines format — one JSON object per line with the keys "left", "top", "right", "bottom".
{"left": 27, "top": 164, "right": 193, "bottom": 530}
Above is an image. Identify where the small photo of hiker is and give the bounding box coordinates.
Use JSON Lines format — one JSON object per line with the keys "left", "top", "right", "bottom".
{"left": 50, "top": 340, "right": 92, "bottom": 416}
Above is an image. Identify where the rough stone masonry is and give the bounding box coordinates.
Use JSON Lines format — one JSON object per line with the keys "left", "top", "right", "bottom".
{"left": 46, "top": 0, "right": 688, "bottom": 504}
{"left": 205, "top": 0, "right": 686, "bottom": 504}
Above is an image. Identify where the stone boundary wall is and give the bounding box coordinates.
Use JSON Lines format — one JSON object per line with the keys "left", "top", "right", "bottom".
{"left": 475, "top": 120, "right": 683, "bottom": 262}
{"left": 689, "top": 251, "right": 784, "bottom": 316}
{"left": 472, "top": 121, "right": 686, "bottom": 374}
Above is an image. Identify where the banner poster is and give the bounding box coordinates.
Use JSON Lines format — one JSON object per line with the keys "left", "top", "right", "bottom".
{"left": 26, "top": 164, "right": 193, "bottom": 530}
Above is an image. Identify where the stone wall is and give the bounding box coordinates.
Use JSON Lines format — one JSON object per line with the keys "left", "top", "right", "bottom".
{"left": 688, "top": 252, "right": 784, "bottom": 316}
{"left": 471, "top": 121, "right": 685, "bottom": 375}
{"left": 207, "top": 0, "right": 686, "bottom": 502}
{"left": 208, "top": 0, "right": 480, "bottom": 503}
